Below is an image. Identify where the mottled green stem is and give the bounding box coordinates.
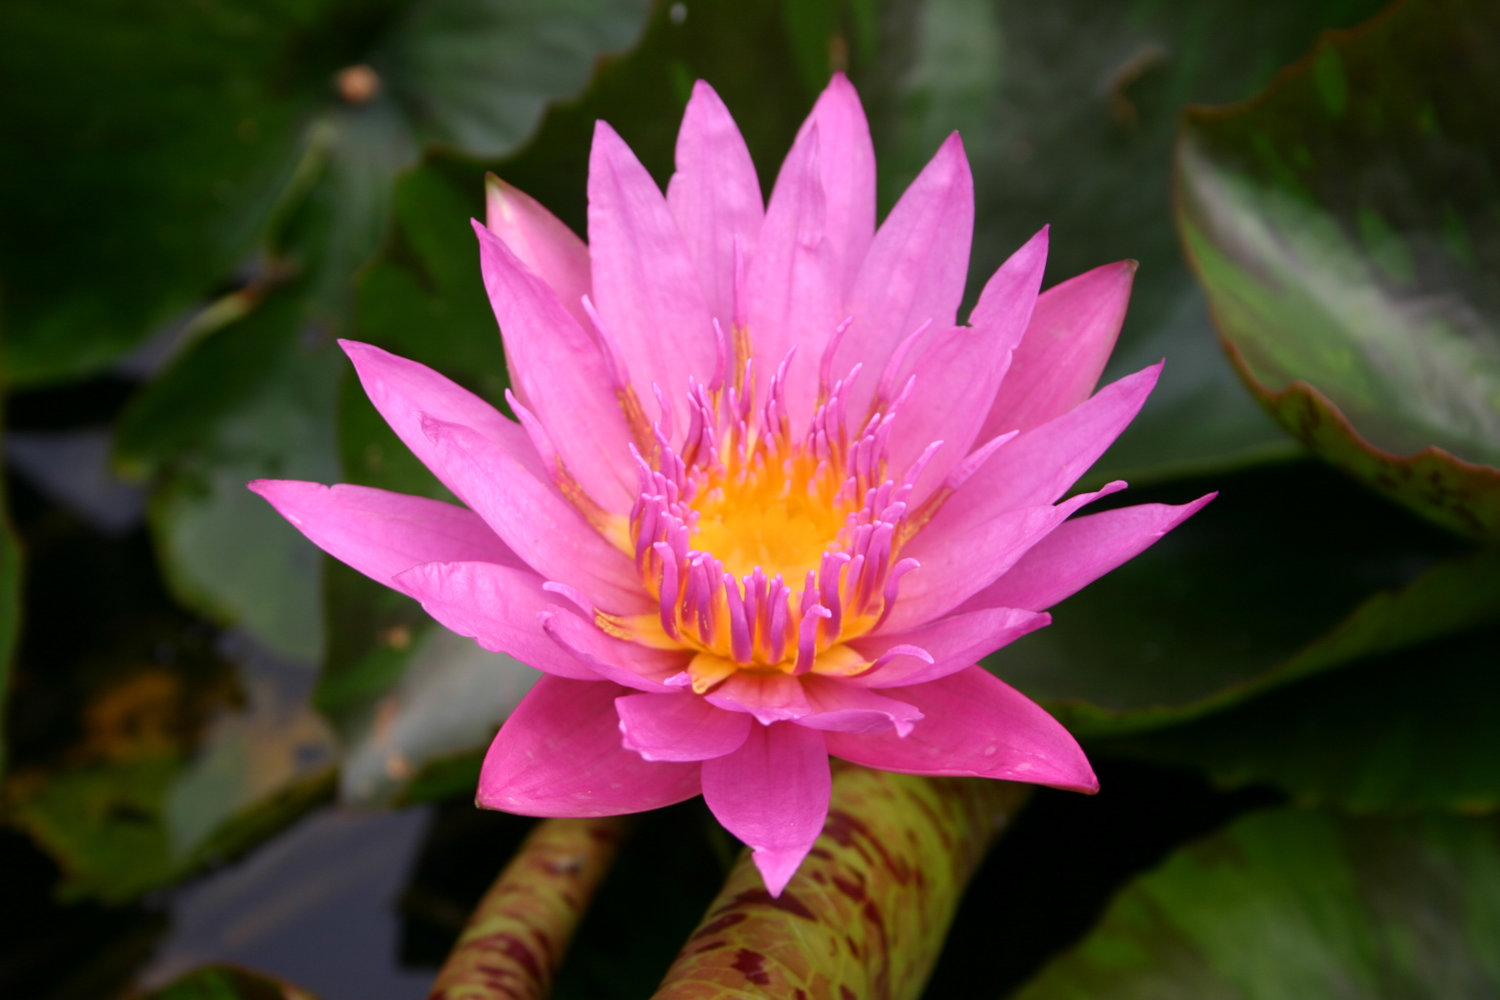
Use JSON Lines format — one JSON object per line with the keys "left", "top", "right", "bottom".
{"left": 427, "top": 815, "right": 630, "bottom": 1000}
{"left": 650, "top": 764, "right": 1030, "bottom": 1000}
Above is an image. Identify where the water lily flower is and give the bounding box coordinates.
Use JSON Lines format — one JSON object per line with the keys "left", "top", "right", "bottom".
{"left": 252, "top": 75, "right": 1212, "bottom": 896}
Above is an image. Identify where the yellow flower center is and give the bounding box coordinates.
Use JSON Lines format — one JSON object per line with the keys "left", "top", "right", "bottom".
{"left": 688, "top": 449, "right": 851, "bottom": 584}
{"left": 603, "top": 365, "right": 919, "bottom": 694}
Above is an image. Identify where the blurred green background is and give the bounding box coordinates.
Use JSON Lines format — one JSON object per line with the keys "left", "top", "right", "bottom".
{"left": 1, "top": 0, "right": 1497, "bottom": 997}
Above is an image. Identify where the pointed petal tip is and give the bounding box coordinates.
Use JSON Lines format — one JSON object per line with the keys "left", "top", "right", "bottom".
{"left": 591, "top": 117, "right": 624, "bottom": 150}
{"left": 1013, "top": 225, "right": 1050, "bottom": 266}
{"left": 688, "top": 78, "right": 723, "bottom": 103}
{"left": 337, "top": 337, "right": 373, "bottom": 360}
{"left": 752, "top": 846, "right": 808, "bottom": 898}
{"left": 244, "top": 477, "right": 323, "bottom": 509}
{"left": 921, "top": 130, "right": 971, "bottom": 178}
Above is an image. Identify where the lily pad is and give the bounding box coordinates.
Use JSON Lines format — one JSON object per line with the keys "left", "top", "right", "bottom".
{"left": 996, "top": 461, "right": 1472, "bottom": 736}
{"left": 4, "top": 643, "right": 337, "bottom": 902}
{"left": 0, "top": 0, "right": 653, "bottom": 387}
{"left": 337, "top": 620, "right": 537, "bottom": 806}
{"left": 1103, "top": 622, "right": 1500, "bottom": 814}
{"left": 1176, "top": 0, "right": 1500, "bottom": 538}
{"left": 873, "top": 0, "right": 1390, "bottom": 484}
{"left": 1013, "top": 807, "right": 1500, "bottom": 999}
{"left": 100, "top": 0, "right": 658, "bottom": 667}
{"left": 116, "top": 287, "right": 343, "bottom": 663}
{"left": 0, "top": 0, "right": 308, "bottom": 386}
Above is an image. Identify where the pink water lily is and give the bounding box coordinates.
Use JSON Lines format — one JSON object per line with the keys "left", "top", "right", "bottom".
{"left": 252, "top": 75, "right": 1211, "bottom": 895}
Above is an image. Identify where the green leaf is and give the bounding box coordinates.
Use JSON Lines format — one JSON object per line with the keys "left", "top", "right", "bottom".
{"left": 349, "top": 157, "right": 513, "bottom": 430}
{"left": 0, "top": 0, "right": 312, "bottom": 386}
{"left": 100, "top": 0, "right": 656, "bottom": 663}
{"left": 136, "top": 965, "right": 319, "bottom": 1000}
{"left": 875, "top": 0, "right": 1390, "bottom": 483}
{"left": 650, "top": 765, "right": 1028, "bottom": 1000}
{"left": 995, "top": 462, "right": 1471, "bottom": 736}
{"left": 1102, "top": 622, "right": 1500, "bottom": 813}
{"left": 4, "top": 643, "right": 337, "bottom": 902}
{"left": 116, "top": 286, "right": 342, "bottom": 662}
{"left": 0, "top": 0, "right": 653, "bottom": 386}
{"left": 0, "top": 442, "right": 20, "bottom": 781}
{"left": 337, "top": 619, "right": 537, "bottom": 806}
{"left": 1176, "top": 0, "right": 1500, "bottom": 538}
{"left": 377, "top": 0, "right": 653, "bottom": 156}
{"left": 1013, "top": 808, "right": 1500, "bottom": 999}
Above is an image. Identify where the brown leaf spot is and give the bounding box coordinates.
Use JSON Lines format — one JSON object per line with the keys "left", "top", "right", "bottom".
{"left": 825, "top": 809, "right": 908, "bottom": 883}
{"left": 722, "top": 888, "right": 816, "bottom": 921}
{"left": 470, "top": 932, "right": 545, "bottom": 984}
{"left": 731, "top": 948, "right": 772, "bottom": 986}
{"left": 831, "top": 873, "right": 867, "bottom": 904}
{"left": 691, "top": 912, "right": 748, "bottom": 939}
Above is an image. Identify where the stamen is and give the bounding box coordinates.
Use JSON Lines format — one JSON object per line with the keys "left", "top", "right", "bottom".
{"left": 620, "top": 344, "right": 934, "bottom": 684}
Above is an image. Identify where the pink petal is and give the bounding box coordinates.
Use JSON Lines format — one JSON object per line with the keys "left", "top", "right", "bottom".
{"left": 393, "top": 561, "right": 600, "bottom": 681}
{"left": 983, "top": 260, "right": 1138, "bottom": 439}
{"left": 888, "top": 482, "right": 1124, "bottom": 630}
{"left": 484, "top": 173, "right": 592, "bottom": 332}
{"left": 666, "top": 80, "right": 763, "bottom": 332}
{"left": 588, "top": 121, "right": 718, "bottom": 433}
{"left": 964, "top": 494, "right": 1216, "bottom": 613}
{"left": 797, "top": 676, "right": 923, "bottom": 736}
{"left": 540, "top": 606, "right": 690, "bottom": 691}
{"left": 704, "top": 672, "right": 812, "bottom": 725}
{"left": 473, "top": 221, "right": 636, "bottom": 511}
{"left": 798, "top": 72, "right": 875, "bottom": 293}
{"left": 967, "top": 226, "right": 1049, "bottom": 358}
{"left": 479, "top": 676, "right": 702, "bottom": 817}
{"left": 247, "top": 480, "right": 522, "bottom": 589}
{"left": 849, "top": 606, "right": 1051, "bottom": 688}
{"left": 341, "top": 339, "right": 548, "bottom": 494}
{"left": 615, "top": 692, "right": 752, "bottom": 762}
{"left": 744, "top": 120, "right": 839, "bottom": 427}
{"left": 419, "top": 415, "right": 647, "bottom": 613}
{"left": 882, "top": 230, "right": 1047, "bottom": 500}
{"left": 838, "top": 132, "right": 974, "bottom": 420}
{"left": 701, "top": 723, "right": 832, "bottom": 897}
{"left": 932, "top": 362, "right": 1161, "bottom": 524}
{"left": 825, "top": 666, "right": 1097, "bottom": 793}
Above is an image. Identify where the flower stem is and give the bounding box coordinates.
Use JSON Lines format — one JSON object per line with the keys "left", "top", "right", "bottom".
{"left": 427, "top": 815, "right": 630, "bottom": 1000}
{"left": 649, "top": 765, "right": 1030, "bottom": 999}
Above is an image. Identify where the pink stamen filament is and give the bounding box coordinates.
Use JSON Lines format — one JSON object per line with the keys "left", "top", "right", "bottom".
{"left": 618, "top": 337, "right": 934, "bottom": 685}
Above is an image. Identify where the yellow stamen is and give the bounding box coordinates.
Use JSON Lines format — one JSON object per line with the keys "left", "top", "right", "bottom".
{"left": 689, "top": 449, "right": 851, "bottom": 583}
